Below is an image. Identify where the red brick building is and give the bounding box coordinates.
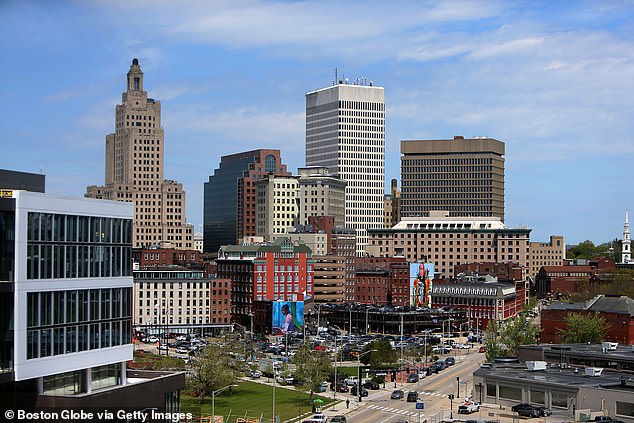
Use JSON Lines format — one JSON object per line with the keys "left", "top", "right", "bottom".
{"left": 535, "top": 257, "right": 617, "bottom": 299}
{"left": 454, "top": 261, "right": 524, "bottom": 281}
{"left": 216, "top": 237, "right": 314, "bottom": 331}
{"left": 307, "top": 216, "right": 357, "bottom": 301}
{"left": 540, "top": 295, "right": 634, "bottom": 344}
{"left": 431, "top": 279, "right": 527, "bottom": 332}
{"left": 354, "top": 257, "right": 409, "bottom": 306}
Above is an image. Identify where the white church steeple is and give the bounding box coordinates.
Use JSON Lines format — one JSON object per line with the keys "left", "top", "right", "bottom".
{"left": 623, "top": 209, "right": 631, "bottom": 264}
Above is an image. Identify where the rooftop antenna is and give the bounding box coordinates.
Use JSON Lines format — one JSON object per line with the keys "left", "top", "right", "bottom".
{"left": 334, "top": 68, "right": 338, "bottom": 86}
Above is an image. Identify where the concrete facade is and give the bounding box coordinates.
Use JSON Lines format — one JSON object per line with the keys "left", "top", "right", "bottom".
{"left": 401, "top": 136, "right": 505, "bottom": 221}
{"left": 297, "top": 166, "right": 346, "bottom": 227}
{"left": 529, "top": 235, "right": 566, "bottom": 280}
{"left": 306, "top": 82, "right": 385, "bottom": 256}
{"left": 256, "top": 174, "right": 299, "bottom": 241}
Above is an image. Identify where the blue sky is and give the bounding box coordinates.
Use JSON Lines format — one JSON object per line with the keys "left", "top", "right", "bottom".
{"left": 1, "top": 0, "right": 633, "bottom": 245}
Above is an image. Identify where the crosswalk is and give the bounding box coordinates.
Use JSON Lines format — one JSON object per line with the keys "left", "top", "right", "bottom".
{"left": 366, "top": 404, "right": 423, "bottom": 418}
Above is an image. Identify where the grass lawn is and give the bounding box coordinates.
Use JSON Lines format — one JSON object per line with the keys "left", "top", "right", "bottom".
{"left": 181, "top": 380, "right": 336, "bottom": 422}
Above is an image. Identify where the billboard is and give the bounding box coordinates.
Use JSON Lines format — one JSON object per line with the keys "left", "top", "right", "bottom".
{"left": 410, "top": 263, "right": 434, "bottom": 308}
{"left": 272, "top": 301, "right": 304, "bottom": 335}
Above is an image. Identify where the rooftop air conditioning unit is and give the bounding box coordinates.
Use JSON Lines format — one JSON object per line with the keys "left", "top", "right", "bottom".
{"left": 585, "top": 367, "right": 603, "bottom": 377}
{"left": 526, "top": 361, "right": 547, "bottom": 371}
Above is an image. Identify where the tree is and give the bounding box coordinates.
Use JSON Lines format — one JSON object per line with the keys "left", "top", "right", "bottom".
{"left": 483, "top": 313, "right": 538, "bottom": 359}
{"left": 500, "top": 313, "right": 539, "bottom": 357}
{"left": 361, "top": 340, "right": 397, "bottom": 368}
{"left": 558, "top": 312, "right": 609, "bottom": 343}
{"left": 187, "top": 347, "right": 238, "bottom": 403}
{"left": 292, "top": 343, "right": 333, "bottom": 403}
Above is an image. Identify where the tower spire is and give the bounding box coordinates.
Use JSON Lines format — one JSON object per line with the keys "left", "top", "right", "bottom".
{"left": 623, "top": 209, "right": 631, "bottom": 264}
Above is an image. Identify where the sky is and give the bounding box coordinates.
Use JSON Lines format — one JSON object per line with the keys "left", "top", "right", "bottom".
{"left": 1, "top": 0, "right": 633, "bottom": 246}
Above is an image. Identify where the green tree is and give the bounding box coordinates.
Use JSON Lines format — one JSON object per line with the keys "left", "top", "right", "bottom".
{"left": 188, "top": 347, "right": 239, "bottom": 403}
{"left": 558, "top": 312, "right": 609, "bottom": 343}
{"left": 292, "top": 343, "right": 333, "bottom": 403}
{"left": 361, "top": 341, "right": 397, "bottom": 368}
{"left": 483, "top": 313, "right": 538, "bottom": 360}
{"left": 483, "top": 320, "right": 505, "bottom": 361}
{"left": 500, "top": 313, "right": 539, "bottom": 357}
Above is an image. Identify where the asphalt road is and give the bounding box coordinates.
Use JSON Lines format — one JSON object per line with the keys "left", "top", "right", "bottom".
{"left": 332, "top": 349, "right": 485, "bottom": 423}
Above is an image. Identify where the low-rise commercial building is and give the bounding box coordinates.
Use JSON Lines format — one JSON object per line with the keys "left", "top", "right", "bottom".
{"left": 474, "top": 344, "right": 634, "bottom": 422}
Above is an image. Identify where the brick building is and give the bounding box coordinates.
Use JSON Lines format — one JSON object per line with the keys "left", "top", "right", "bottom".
{"left": 354, "top": 257, "right": 409, "bottom": 306}
{"left": 133, "top": 269, "right": 232, "bottom": 336}
{"left": 132, "top": 247, "right": 201, "bottom": 269}
{"left": 216, "top": 237, "right": 314, "bottom": 331}
{"left": 431, "top": 279, "right": 527, "bottom": 331}
{"left": 529, "top": 235, "right": 565, "bottom": 279}
{"left": 540, "top": 295, "right": 634, "bottom": 344}
{"left": 367, "top": 212, "right": 531, "bottom": 279}
{"left": 533, "top": 258, "right": 618, "bottom": 298}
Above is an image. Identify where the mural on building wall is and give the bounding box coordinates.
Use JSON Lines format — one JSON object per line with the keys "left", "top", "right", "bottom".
{"left": 272, "top": 301, "right": 304, "bottom": 335}
{"left": 410, "top": 263, "right": 434, "bottom": 308}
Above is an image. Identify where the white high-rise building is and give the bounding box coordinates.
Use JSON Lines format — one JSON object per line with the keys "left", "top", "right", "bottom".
{"left": 305, "top": 81, "right": 385, "bottom": 256}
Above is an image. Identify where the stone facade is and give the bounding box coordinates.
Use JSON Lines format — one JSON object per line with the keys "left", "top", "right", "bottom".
{"left": 86, "top": 59, "right": 193, "bottom": 249}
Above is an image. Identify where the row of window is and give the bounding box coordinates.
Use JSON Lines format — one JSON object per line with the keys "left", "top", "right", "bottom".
{"left": 27, "top": 289, "right": 132, "bottom": 328}
{"left": 28, "top": 213, "right": 132, "bottom": 244}
{"left": 27, "top": 320, "right": 132, "bottom": 359}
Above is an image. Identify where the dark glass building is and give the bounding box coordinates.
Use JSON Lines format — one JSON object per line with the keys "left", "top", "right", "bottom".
{"left": 203, "top": 149, "right": 290, "bottom": 254}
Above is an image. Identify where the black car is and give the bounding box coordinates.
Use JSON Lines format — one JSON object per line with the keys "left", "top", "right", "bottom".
{"left": 350, "top": 385, "right": 369, "bottom": 397}
{"left": 407, "top": 373, "right": 419, "bottom": 383}
{"left": 444, "top": 357, "right": 455, "bottom": 366}
{"left": 363, "top": 381, "right": 380, "bottom": 390}
{"left": 511, "top": 403, "right": 551, "bottom": 417}
{"left": 391, "top": 389, "right": 404, "bottom": 399}
{"left": 406, "top": 391, "right": 419, "bottom": 402}
{"left": 330, "top": 416, "right": 347, "bottom": 423}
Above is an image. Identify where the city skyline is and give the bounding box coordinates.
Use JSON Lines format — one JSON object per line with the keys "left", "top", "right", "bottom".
{"left": 1, "top": 1, "right": 633, "bottom": 245}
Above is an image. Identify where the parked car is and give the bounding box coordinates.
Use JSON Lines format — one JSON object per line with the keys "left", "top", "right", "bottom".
{"left": 302, "top": 413, "right": 328, "bottom": 423}
{"left": 593, "top": 417, "right": 624, "bottom": 423}
{"left": 511, "top": 403, "right": 551, "bottom": 417}
{"left": 363, "top": 381, "right": 380, "bottom": 390}
{"left": 330, "top": 416, "right": 347, "bottom": 423}
{"left": 350, "top": 385, "right": 368, "bottom": 397}
{"left": 345, "top": 376, "right": 358, "bottom": 386}
{"left": 391, "top": 389, "right": 404, "bottom": 399}
{"left": 478, "top": 346, "right": 486, "bottom": 353}
{"left": 407, "top": 373, "right": 419, "bottom": 383}
{"left": 248, "top": 370, "right": 261, "bottom": 378}
{"left": 406, "top": 391, "right": 419, "bottom": 402}
{"left": 458, "top": 401, "right": 480, "bottom": 414}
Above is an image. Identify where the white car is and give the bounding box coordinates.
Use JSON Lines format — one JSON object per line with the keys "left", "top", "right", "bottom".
{"left": 302, "top": 413, "right": 328, "bottom": 423}
{"left": 175, "top": 347, "right": 189, "bottom": 354}
{"left": 146, "top": 336, "right": 159, "bottom": 343}
{"left": 345, "top": 376, "right": 358, "bottom": 386}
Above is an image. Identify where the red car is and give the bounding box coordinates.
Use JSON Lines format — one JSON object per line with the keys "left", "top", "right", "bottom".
{"left": 478, "top": 346, "right": 486, "bottom": 353}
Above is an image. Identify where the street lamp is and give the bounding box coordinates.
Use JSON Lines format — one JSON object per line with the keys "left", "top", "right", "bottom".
{"left": 357, "top": 349, "right": 377, "bottom": 403}
{"left": 212, "top": 384, "right": 238, "bottom": 423}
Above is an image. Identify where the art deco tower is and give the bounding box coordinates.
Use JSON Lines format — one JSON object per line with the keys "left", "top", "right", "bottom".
{"left": 87, "top": 59, "right": 193, "bottom": 249}
{"left": 305, "top": 80, "right": 385, "bottom": 256}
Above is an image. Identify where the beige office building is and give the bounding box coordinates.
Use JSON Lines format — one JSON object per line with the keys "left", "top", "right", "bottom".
{"left": 86, "top": 59, "right": 193, "bottom": 249}
{"left": 297, "top": 166, "right": 346, "bottom": 227}
{"left": 367, "top": 211, "right": 531, "bottom": 279}
{"left": 255, "top": 174, "right": 299, "bottom": 241}
{"left": 401, "top": 136, "right": 505, "bottom": 221}
{"left": 529, "top": 235, "right": 565, "bottom": 280}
